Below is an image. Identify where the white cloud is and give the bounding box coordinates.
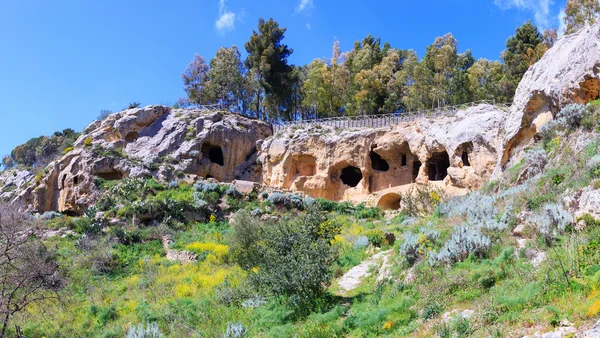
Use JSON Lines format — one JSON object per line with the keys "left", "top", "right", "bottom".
{"left": 493, "top": 0, "right": 553, "bottom": 29}
{"left": 215, "top": 0, "right": 236, "bottom": 34}
{"left": 306, "top": 23, "right": 311, "bottom": 30}
{"left": 296, "top": 0, "right": 314, "bottom": 13}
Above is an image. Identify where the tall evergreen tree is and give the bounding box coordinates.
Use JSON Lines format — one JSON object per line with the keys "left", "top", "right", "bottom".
{"left": 502, "top": 21, "right": 543, "bottom": 94}
{"left": 244, "top": 18, "right": 294, "bottom": 120}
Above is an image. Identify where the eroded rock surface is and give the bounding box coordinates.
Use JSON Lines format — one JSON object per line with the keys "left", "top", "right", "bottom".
{"left": 13, "top": 106, "right": 271, "bottom": 214}
{"left": 260, "top": 104, "right": 506, "bottom": 203}
{"left": 498, "top": 22, "right": 600, "bottom": 172}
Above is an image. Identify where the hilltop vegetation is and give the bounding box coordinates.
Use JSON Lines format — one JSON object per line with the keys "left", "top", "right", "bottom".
{"left": 177, "top": 19, "right": 556, "bottom": 122}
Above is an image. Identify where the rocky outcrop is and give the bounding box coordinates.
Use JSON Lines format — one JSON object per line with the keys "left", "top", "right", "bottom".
{"left": 14, "top": 106, "right": 271, "bottom": 214}
{"left": 259, "top": 104, "right": 506, "bottom": 204}
{"left": 498, "top": 22, "right": 600, "bottom": 171}
{"left": 0, "top": 169, "right": 33, "bottom": 201}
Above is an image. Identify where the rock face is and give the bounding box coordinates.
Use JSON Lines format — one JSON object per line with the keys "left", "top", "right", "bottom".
{"left": 259, "top": 104, "right": 506, "bottom": 204}
{"left": 0, "top": 169, "right": 33, "bottom": 201}
{"left": 15, "top": 106, "right": 271, "bottom": 214}
{"left": 498, "top": 22, "right": 600, "bottom": 171}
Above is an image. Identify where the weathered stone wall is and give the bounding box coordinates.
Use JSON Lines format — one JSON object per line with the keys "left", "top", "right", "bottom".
{"left": 259, "top": 104, "right": 507, "bottom": 203}
{"left": 15, "top": 106, "right": 271, "bottom": 214}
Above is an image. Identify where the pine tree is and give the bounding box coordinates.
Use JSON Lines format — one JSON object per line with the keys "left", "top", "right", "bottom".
{"left": 244, "top": 18, "right": 294, "bottom": 120}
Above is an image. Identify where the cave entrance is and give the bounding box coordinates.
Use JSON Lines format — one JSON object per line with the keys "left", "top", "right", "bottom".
{"left": 412, "top": 160, "right": 422, "bottom": 181}
{"left": 462, "top": 151, "right": 471, "bottom": 167}
{"left": 377, "top": 193, "right": 401, "bottom": 210}
{"left": 457, "top": 142, "right": 473, "bottom": 167}
{"left": 340, "top": 166, "right": 363, "bottom": 187}
{"left": 201, "top": 143, "right": 224, "bottom": 166}
{"left": 94, "top": 169, "right": 124, "bottom": 180}
{"left": 370, "top": 151, "right": 389, "bottom": 172}
{"left": 427, "top": 152, "right": 450, "bottom": 181}
{"left": 125, "top": 131, "right": 139, "bottom": 142}
{"left": 401, "top": 154, "right": 407, "bottom": 167}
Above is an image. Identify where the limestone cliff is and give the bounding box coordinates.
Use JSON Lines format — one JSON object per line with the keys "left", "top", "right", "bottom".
{"left": 498, "top": 22, "right": 600, "bottom": 172}
{"left": 14, "top": 106, "right": 271, "bottom": 214}
{"left": 259, "top": 104, "right": 506, "bottom": 205}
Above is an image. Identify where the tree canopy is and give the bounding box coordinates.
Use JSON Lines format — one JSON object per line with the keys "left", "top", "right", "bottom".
{"left": 180, "top": 18, "right": 555, "bottom": 122}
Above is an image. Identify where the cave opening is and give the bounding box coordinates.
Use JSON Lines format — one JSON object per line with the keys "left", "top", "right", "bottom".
{"left": 401, "top": 154, "right": 407, "bottom": 167}
{"left": 340, "top": 166, "right": 363, "bottom": 187}
{"left": 73, "top": 176, "right": 79, "bottom": 186}
{"left": 201, "top": 143, "right": 224, "bottom": 166}
{"left": 94, "top": 169, "right": 124, "bottom": 181}
{"left": 427, "top": 152, "right": 450, "bottom": 181}
{"left": 462, "top": 151, "right": 471, "bottom": 167}
{"left": 412, "top": 160, "right": 422, "bottom": 181}
{"left": 370, "top": 151, "right": 389, "bottom": 172}
{"left": 377, "top": 193, "right": 401, "bottom": 210}
{"left": 125, "top": 131, "right": 139, "bottom": 142}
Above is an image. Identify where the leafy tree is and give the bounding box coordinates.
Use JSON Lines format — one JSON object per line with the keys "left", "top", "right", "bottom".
{"left": 564, "top": 0, "right": 600, "bottom": 34}
{"left": 422, "top": 33, "right": 459, "bottom": 108}
{"left": 182, "top": 54, "right": 210, "bottom": 105}
{"left": 9, "top": 129, "right": 80, "bottom": 168}
{"left": 1, "top": 156, "right": 11, "bottom": 171}
{"left": 244, "top": 18, "right": 295, "bottom": 120}
{"left": 205, "top": 46, "right": 246, "bottom": 112}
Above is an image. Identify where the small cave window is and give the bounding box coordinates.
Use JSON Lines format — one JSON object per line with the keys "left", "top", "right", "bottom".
{"left": 340, "top": 166, "right": 363, "bottom": 187}
{"left": 201, "top": 143, "right": 225, "bottom": 166}
{"left": 94, "top": 169, "right": 124, "bottom": 181}
{"left": 427, "top": 151, "right": 450, "bottom": 181}
{"left": 461, "top": 151, "right": 471, "bottom": 167}
{"left": 295, "top": 155, "right": 317, "bottom": 176}
{"left": 412, "top": 161, "right": 422, "bottom": 181}
{"left": 370, "top": 151, "right": 389, "bottom": 172}
{"left": 73, "top": 176, "right": 79, "bottom": 186}
{"left": 377, "top": 193, "right": 401, "bottom": 211}
{"left": 125, "top": 131, "right": 139, "bottom": 142}
{"left": 401, "top": 154, "right": 407, "bottom": 167}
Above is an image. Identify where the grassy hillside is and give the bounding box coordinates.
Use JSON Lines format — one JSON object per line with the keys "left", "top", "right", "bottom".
{"left": 4, "top": 102, "right": 600, "bottom": 337}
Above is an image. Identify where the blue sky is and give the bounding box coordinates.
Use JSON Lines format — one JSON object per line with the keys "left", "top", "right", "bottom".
{"left": 0, "top": 0, "right": 566, "bottom": 159}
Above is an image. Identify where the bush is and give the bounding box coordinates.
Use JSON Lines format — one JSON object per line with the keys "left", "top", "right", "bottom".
{"left": 365, "top": 229, "right": 385, "bottom": 247}
{"left": 529, "top": 202, "right": 571, "bottom": 242}
{"left": 429, "top": 225, "right": 491, "bottom": 266}
{"left": 400, "top": 228, "right": 440, "bottom": 266}
{"left": 438, "top": 192, "right": 507, "bottom": 231}
{"left": 354, "top": 236, "right": 369, "bottom": 249}
{"left": 524, "top": 147, "right": 548, "bottom": 177}
{"left": 126, "top": 322, "right": 161, "bottom": 338}
{"left": 556, "top": 104, "right": 588, "bottom": 130}
{"left": 225, "top": 186, "right": 242, "bottom": 198}
{"left": 223, "top": 322, "right": 247, "bottom": 338}
{"left": 229, "top": 211, "right": 339, "bottom": 309}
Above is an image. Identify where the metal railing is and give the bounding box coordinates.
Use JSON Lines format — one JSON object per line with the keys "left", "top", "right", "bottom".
{"left": 272, "top": 100, "right": 510, "bottom": 133}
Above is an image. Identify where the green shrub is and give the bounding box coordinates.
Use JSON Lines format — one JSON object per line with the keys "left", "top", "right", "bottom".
{"left": 365, "top": 229, "right": 385, "bottom": 247}
{"left": 230, "top": 211, "right": 339, "bottom": 310}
